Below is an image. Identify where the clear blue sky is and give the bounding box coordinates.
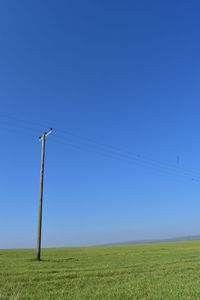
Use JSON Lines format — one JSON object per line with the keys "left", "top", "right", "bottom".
{"left": 1, "top": 0, "right": 200, "bottom": 248}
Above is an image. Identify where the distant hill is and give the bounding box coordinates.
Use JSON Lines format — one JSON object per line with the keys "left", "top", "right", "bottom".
{"left": 102, "top": 235, "right": 200, "bottom": 246}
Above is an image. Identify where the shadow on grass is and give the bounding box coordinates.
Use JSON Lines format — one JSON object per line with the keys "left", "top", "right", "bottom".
{"left": 28, "top": 257, "right": 79, "bottom": 263}
{"left": 44, "top": 257, "right": 79, "bottom": 263}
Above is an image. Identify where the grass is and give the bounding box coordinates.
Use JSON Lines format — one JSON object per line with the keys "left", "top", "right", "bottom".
{"left": 1, "top": 241, "right": 200, "bottom": 299}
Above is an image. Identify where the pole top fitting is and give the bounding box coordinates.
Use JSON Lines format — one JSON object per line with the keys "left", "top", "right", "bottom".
{"left": 39, "top": 128, "right": 53, "bottom": 141}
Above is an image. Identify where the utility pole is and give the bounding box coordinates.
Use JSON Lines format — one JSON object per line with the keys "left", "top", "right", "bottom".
{"left": 36, "top": 128, "right": 53, "bottom": 261}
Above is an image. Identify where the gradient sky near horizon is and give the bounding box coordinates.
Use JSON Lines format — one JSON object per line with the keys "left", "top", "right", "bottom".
{"left": 1, "top": 0, "right": 200, "bottom": 248}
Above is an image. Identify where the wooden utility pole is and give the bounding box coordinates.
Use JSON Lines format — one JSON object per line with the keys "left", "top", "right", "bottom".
{"left": 36, "top": 128, "right": 52, "bottom": 261}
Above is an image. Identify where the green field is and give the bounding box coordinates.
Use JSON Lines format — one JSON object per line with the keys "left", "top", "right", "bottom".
{"left": 1, "top": 241, "right": 200, "bottom": 299}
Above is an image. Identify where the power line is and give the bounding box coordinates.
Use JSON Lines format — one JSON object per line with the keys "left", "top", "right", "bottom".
{"left": 53, "top": 133, "right": 200, "bottom": 180}
{"left": 53, "top": 136, "right": 200, "bottom": 182}
{"left": 0, "top": 124, "right": 36, "bottom": 138}
{"left": 0, "top": 115, "right": 200, "bottom": 181}
{"left": 55, "top": 130, "right": 200, "bottom": 177}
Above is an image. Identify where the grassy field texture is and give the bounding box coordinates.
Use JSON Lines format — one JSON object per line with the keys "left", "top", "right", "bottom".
{"left": 1, "top": 241, "right": 200, "bottom": 299}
